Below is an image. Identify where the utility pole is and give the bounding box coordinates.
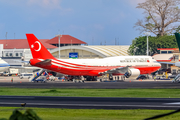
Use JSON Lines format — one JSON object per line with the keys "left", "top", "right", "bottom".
{"left": 144, "top": 32, "right": 150, "bottom": 56}
{"left": 56, "top": 34, "right": 62, "bottom": 59}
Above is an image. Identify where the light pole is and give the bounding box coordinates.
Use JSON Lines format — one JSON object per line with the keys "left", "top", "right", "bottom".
{"left": 144, "top": 32, "right": 150, "bottom": 56}
{"left": 56, "top": 34, "right": 62, "bottom": 59}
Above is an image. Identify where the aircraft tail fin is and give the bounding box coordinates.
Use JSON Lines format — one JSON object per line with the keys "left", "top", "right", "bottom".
{"left": 175, "top": 33, "right": 180, "bottom": 52}
{"left": 26, "top": 34, "right": 55, "bottom": 59}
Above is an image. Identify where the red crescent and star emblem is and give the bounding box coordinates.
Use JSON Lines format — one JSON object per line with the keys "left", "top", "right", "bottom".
{"left": 31, "top": 41, "right": 41, "bottom": 51}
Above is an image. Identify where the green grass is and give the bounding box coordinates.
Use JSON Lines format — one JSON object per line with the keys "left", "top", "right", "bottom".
{"left": 1, "top": 88, "right": 180, "bottom": 119}
{"left": 0, "top": 88, "right": 180, "bottom": 98}
{"left": 1, "top": 107, "right": 180, "bottom": 120}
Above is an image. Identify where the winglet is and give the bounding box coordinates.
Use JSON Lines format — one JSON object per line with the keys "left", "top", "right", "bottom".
{"left": 26, "top": 34, "right": 55, "bottom": 59}
{"left": 175, "top": 33, "right": 180, "bottom": 52}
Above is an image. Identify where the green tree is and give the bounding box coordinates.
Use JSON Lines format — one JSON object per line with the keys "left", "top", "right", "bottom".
{"left": 0, "top": 109, "right": 42, "bottom": 120}
{"left": 128, "top": 35, "right": 178, "bottom": 55}
{"left": 9, "top": 109, "right": 42, "bottom": 120}
{"left": 135, "top": 0, "right": 180, "bottom": 36}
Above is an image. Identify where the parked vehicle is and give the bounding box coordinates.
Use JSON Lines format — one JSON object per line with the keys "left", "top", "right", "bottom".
{"left": 3, "top": 71, "right": 10, "bottom": 76}
{"left": 3, "top": 68, "right": 18, "bottom": 76}
{"left": 19, "top": 73, "right": 33, "bottom": 79}
{"left": 33, "top": 76, "right": 47, "bottom": 83}
{"left": 136, "top": 75, "right": 147, "bottom": 80}
{"left": 47, "top": 75, "right": 55, "bottom": 81}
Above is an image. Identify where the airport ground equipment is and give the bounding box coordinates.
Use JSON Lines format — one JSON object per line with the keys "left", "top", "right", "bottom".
{"left": 29, "top": 69, "right": 46, "bottom": 82}
{"left": 3, "top": 68, "right": 18, "bottom": 76}
{"left": 47, "top": 75, "right": 55, "bottom": 81}
{"left": 35, "top": 76, "right": 47, "bottom": 83}
{"left": 19, "top": 73, "right": 33, "bottom": 79}
{"left": 154, "top": 71, "right": 171, "bottom": 80}
{"left": 172, "top": 74, "right": 180, "bottom": 83}
{"left": 97, "top": 74, "right": 124, "bottom": 82}
{"left": 72, "top": 76, "right": 85, "bottom": 83}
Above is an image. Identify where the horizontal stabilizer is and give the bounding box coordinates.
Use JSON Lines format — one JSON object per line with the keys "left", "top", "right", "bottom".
{"left": 35, "top": 59, "right": 52, "bottom": 66}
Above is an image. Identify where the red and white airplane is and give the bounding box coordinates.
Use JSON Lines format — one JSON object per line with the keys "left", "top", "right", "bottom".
{"left": 26, "top": 34, "right": 161, "bottom": 79}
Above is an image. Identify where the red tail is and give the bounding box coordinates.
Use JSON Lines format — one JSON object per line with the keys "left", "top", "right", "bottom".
{"left": 26, "top": 34, "right": 55, "bottom": 59}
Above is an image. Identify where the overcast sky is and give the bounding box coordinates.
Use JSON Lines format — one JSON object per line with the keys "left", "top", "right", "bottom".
{"left": 0, "top": 0, "right": 146, "bottom": 45}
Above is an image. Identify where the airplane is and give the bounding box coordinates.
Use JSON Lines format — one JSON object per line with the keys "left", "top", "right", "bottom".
{"left": 26, "top": 34, "right": 161, "bottom": 81}
{"left": 0, "top": 58, "right": 10, "bottom": 72}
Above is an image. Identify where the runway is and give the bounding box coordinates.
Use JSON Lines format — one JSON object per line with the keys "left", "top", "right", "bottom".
{"left": 1, "top": 96, "right": 180, "bottom": 110}
{"left": 0, "top": 80, "right": 179, "bottom": 89}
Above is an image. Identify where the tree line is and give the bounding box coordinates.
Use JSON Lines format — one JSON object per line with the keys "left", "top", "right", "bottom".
{"left": 129, "top": 0, "right": 180, "bottom": 55}
{"left": 128, "top": 35, "right": 178, "bottom": 55}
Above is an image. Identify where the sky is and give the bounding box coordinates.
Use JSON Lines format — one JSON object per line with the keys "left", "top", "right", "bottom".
{"left": 0, "top": 0, "right": 146, "bottom": 45}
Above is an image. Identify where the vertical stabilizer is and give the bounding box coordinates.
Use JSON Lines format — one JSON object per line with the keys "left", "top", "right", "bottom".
{"left": 26, "top": 34, "right": 55, "bottom": 59}
{"left": 175, "top": 33, "right": 180, "bottom": 52}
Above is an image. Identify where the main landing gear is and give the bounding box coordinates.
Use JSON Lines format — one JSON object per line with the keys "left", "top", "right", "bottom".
{"left": 72, "top": 76, "right": 85, "bottom": 83}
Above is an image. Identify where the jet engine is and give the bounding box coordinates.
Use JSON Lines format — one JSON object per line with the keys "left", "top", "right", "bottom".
{"left": 124, "top": 68, "right": 140, "bottom": 78}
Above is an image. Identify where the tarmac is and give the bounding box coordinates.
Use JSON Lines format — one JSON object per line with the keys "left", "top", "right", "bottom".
{"left": 0, "top": 76, "right": 179, "bottom": 89}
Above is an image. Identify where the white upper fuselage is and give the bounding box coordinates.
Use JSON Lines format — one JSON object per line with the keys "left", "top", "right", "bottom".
{"left": 59, "top": 56, "right": 160, "bottom": 67}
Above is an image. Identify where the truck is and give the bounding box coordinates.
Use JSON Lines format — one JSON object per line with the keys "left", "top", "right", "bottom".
{"left": 3, "top": 68, "right": 19, "bottom": 76}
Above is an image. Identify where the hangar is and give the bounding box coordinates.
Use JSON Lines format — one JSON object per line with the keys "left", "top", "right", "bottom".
{"left": 50, "top": 45, "right": 129, "bottom": 59}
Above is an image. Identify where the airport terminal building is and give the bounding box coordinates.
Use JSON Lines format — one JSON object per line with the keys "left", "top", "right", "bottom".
{"left": 152, "top": 48, "right": 180, "bottom": 73}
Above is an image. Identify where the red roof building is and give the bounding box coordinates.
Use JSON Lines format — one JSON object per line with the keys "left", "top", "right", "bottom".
{"left": 153, "top": 48, "right": 180, "bottom": 63}
{"left": 0, "top": 35, "right": 87, "bottom": 49}
{"left": 0, "top": 39, "right": 56, "bottom": 49}
{"left": 46, "top": 35, "right": 87, "bottom": 47}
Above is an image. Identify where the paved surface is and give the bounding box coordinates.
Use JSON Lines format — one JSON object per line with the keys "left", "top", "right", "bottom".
{"left": 0, "top": 96, "right": 180, "bottom": 110}
{"left": 1, "top": 76, "right": 180, "bottom": 110}
{"left": 0, "top": 76, "right": 179, "bottom": 89}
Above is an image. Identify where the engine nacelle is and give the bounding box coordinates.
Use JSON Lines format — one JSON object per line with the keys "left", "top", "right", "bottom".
{"left": 124, "top": 68, "right": 140, "bottom": 78}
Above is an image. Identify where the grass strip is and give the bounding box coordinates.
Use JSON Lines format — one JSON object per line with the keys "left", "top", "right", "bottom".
{"left": 0, "top": 88, "right": 179, "bottom": 98}
{"left": 1, "top": 107, "right": 180, "bottom": 120}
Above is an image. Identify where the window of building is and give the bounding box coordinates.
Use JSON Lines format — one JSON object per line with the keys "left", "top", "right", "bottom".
{"left": 9, "top": 53, "right": 12, "bottom": 57}
{"left": 5, "top": 53, "right": 8, "bottom": 57}
{"left": 16, "top": 53, "right": 19, "bottom": 57}
{"left": 172, "top": 69, "right": 177, "bottom": 74}
{"left": 168, "top": 51, "right": 172, "bottom": 53}
{"left": 20, "top": 53, "right": 23, "bottom": 57}
{"left": 161, "top": 51, "right": 167, "bottom": 54}
{"left": 175, "top": 55, "right": 179, "bottom": 60}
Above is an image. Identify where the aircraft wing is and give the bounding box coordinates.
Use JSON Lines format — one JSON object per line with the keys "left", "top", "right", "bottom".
{"left": 12, "top": 60, "right": 30, "bottom": 63}
{"left": 100, "top": 66, "right": 129, "bottom": 74}
{"left": 158, "top": 62, "right": 175, "bottom": 65}
{"left": 10, "top": 66, "right": 41, "bottom": 69}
